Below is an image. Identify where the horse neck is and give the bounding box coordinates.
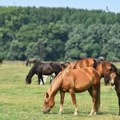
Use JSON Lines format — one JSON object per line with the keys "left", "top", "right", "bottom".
{"left": 27, "top": 67, "right": 35, "bottom": 79}
{"left": 48, "top": 72, "right": 63, "bottom": 98}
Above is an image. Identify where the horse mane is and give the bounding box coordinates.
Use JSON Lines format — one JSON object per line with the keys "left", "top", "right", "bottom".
{"left": 110, "top": 63, "right": 117, "bottom": 72}
{"left": 50, "top": 68, "right": 70, "bottom": 85}
{"left": 61, "top": 68, "right": 70, "bottom": 79}
{"left": 27, "top": 61, "right": 42, "bottom": 77}
{"left": 48, "top": 69, "right": 70, "bottom": 96}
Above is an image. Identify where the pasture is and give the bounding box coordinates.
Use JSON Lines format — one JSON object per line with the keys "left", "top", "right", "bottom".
{"left": 0, "top": 61, "right": 120, "bottom": 120}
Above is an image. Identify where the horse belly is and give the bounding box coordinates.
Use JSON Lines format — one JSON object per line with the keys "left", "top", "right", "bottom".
{"left": 75, "top": 78, "right": 93, "bottom": 92}
{"left": 42, "top": 68, "right": 53, "bottom": 75}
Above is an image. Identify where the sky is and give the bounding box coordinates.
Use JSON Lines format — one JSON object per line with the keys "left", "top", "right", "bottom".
{"left": 0, "top": 0, "right": 120, "bottom": 13}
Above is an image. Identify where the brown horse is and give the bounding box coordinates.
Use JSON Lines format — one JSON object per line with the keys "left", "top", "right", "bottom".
{"left": 26, "top": 58, "right": 38, "bottom": 67}
{"left": 25, "top": 61, "right": 64, "bottom": 85}
{"left": 43, "top": 58, "right": 117, "bottom": 115}
{"left": 109, "top": 68, "right": 120, "bottom": 115}
{"left": 43, "top": 67, "right": 102, "bottom": 115}
{"left": 66, "top": 57, "right": 104, "bottom": 69}
{"left": 66, "top": 58, "right": 117, "bottom": 85}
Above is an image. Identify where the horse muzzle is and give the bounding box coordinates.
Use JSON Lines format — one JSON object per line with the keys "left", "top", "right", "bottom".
{"left": 43, "top": 107, "right": 51, "bottom": 114}
{"left": 110, "top": 79, "right": 115, "bottom": 86}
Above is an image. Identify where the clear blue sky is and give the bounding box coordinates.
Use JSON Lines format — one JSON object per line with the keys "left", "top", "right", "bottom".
{"left": 0, "top": 0, "right": 120, "bottom": 13}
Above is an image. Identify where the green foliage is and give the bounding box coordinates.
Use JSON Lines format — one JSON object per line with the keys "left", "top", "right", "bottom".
{"left": 0, "top": 6, "right": 120, "bottom": 61}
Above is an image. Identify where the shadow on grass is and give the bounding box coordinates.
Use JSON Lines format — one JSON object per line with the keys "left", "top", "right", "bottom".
{"left": 43, "top": 111, "right": 119, "bottom": 117}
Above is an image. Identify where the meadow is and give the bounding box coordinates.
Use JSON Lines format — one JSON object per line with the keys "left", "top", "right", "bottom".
{"left": 0, "top": 61, "right": 120, "bottom": 120}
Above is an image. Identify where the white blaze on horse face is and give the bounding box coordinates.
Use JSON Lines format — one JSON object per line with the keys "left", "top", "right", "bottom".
{"left": 110, "top": 73, "right": 116, "bottom": 86}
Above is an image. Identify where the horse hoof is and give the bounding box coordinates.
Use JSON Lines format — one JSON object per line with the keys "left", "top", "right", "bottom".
{"left": 89, "top": 112, "right": 97, "bottom": 116}
{"left": 59, "top": 110, "right": 64, "bottom": 114}
{"left": 94, "top": 112, "right": 97, "bottom": 115}
{"left": 74, "top": 112, "right": 78, "bottom": 115}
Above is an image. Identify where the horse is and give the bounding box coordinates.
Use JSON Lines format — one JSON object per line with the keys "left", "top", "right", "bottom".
{"left": 66, "top": 57, "right": 117, "bottom": 85}
{"left": 43, "top": 67, "right": 101, "bottom": 115}
{"left": 43, "top": 62, "right": 117, "bottom": 115}
{"left": 66, "top": 57, "right": 104, "bottom": 69}
{"left": 25, "top": 61, "right": 64, "bottom": 85}
{"left": 109, "top": 68, "right": 120, "bottom": 115}
{"left": 43, "top": 58, "right": 117, "bottom": 114}
{"left": 26, "top": 58, "right": 38, "bottom": 67}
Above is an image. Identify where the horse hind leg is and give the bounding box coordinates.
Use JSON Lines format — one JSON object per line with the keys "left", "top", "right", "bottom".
{"left": 89, "top": 83, "right": 100, "bottom": 116}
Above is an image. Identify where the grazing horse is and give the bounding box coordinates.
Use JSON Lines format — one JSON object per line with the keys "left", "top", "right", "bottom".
{"left": 109, "top": 68, "right": 120, "bottom": 115}
{"left": 55, "top": 59, "right": 117, "bottom": 115}
{"left": 25, "top": 61, "right": 63, "bottom": 85}
{"left": 43, "top": 67, "right": 101, "bottom": 115}
{"left": 26, "top": 58, "right": 38, "bottom": 67}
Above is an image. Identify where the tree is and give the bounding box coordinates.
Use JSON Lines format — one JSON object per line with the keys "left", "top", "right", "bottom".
{"left": 7, "top": 40, "right": 26, "bottom": 60}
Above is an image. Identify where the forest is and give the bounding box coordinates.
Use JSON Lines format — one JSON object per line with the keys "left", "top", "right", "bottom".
{"left": 0, "top": 6, "right": 120, "bottom": 61}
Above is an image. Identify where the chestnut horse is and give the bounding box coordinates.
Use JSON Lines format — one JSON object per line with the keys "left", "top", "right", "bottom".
{"left": 25, "top": 61, "right": 64, "bottom": 85}
{"left": 66, "top": 58, "right": 117, "bottom": 85}
{"left": 66, "top": 57, "right": 104, "bottom": 69}
{"left": 109, "top": 68, "right": 120, "bottom": 115}
{"left": 43, "top": 67, "right": 101, "bottom": 115}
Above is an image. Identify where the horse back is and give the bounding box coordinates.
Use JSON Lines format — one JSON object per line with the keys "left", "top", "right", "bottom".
{"left": 74, "top": 58, "right": 95, "bottom": 69}
{"left": 61, "top": 67, "right": 100, "bottom": 92}
{"left": 50, "top": 62, "right": 62, "bottom": 73}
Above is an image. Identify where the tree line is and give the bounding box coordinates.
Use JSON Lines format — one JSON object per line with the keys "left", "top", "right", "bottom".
{"left": 0, "top": 6, "right": 120, "bottom": 61}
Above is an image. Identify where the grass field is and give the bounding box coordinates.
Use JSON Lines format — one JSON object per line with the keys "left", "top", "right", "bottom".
{"left": 0, "top": 61, "right": 120, "bottom": 120}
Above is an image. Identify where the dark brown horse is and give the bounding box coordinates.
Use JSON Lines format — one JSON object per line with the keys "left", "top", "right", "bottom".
{"left": 43, "top": 67, "right": 101, "bottom": 115}
{"left": 25, "top": 61, "right": 64, "bottom": 85}
{"left": 109, "top": 68, "right": 120, "bottom": 115}
{"left": 26, "top": 58, "right": 38, "bottom": 67}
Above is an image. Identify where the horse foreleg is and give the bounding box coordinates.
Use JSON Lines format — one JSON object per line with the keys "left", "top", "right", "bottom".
{"left": 118, "top": 94, "right": 120, "bottom": 115}
{"left": 41, "top": 75, "right": 45, "bottom": 85}
{"left": 38, "top": 75, "right": 41, "bottom": 85}
{"left": 116, "top": 91, "right": 120, "bottom": 115}
{"left": 59, "top": 90, "right": 65, "bottom": 114}
{"left": 90, "top": 83, "right": 100, "bottom": 116}
{"left": 69, "top": 89, "right": 78, "bottom": 115}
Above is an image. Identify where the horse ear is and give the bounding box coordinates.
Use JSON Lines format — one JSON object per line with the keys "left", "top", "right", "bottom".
{"left": 46, "top": 92, "right": 49, "bottom": 98}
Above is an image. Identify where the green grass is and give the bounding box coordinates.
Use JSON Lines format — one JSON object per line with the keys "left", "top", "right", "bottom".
{"left": 0, "top": 61, "right": 120, "bottom": 120}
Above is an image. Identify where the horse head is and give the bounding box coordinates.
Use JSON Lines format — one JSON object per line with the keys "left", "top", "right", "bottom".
{"left": 109, "top": 68, "right": 120, "bottom": 86}
{"left": 103, "top": 63, "right": 117, "bottom": 85}
{"left": 43, "top": 92, "right": 55, "bottom": 114}
{"left": 96, "top": 61, "right": 117, "bottom": 85}
{"left": 25, "top": 75, "right": 32, "bottom": 84}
